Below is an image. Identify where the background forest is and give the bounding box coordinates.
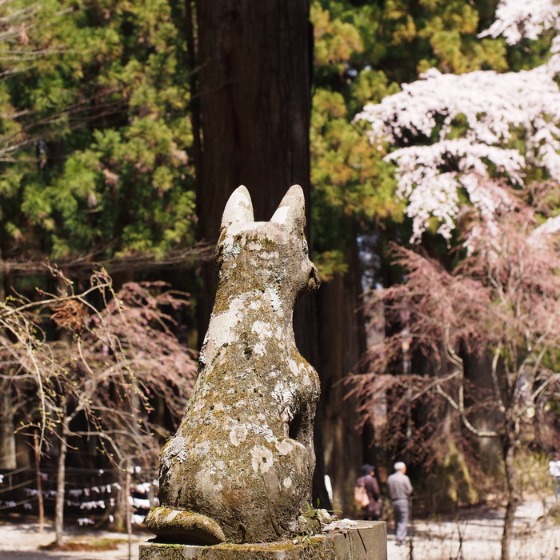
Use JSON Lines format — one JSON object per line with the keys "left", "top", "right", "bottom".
{"left": 1, "top": 0, "right": 560, "bottom": 557}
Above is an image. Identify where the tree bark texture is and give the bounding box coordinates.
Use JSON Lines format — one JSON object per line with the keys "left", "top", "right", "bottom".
{"left": 0, "top": 386, "right": 16, "bottom": 470}
{"left": 317, "top": 240, "right": 367, "bottom": 513}
{"left": 0, "top": 267, "right": 17, "bottom": 470}
{"left": 463, "top": 349, "right": 502, "bottom": 467}
{"left": 33, "top": 431, "right": 45, "bottom": 531}
{"left": 194, "top": 0, "right": 312, "bottom": 334}
{"left": 501, "top": 437, "right": 519, "bottom": 560}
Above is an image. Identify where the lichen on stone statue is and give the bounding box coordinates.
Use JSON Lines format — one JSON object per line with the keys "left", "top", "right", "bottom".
{"left": 145, "top": 185, "right": 321, "bottom": 545}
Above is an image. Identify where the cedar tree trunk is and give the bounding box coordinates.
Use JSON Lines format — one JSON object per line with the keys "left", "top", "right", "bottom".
{"left": 192, "top": 0, "right": 329, "bottom": 507}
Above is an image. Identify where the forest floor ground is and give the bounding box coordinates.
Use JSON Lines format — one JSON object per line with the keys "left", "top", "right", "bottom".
{"left": 0, "top": 497, "right": 558, "bottom": 560}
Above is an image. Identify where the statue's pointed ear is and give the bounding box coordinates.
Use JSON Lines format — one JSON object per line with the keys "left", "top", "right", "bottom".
{"left": 221, "top": 185, "right": 254, "bottom": 230}
{"left": 270, "top": 184, "right": 306, "bottom": 233}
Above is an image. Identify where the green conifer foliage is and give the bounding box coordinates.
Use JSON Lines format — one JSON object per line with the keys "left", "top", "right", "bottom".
{"left": 0, "top": 0, "right": 196, "bottom": 261}
{"left": 0, "top": 0, "right": 530, "bottom": 273}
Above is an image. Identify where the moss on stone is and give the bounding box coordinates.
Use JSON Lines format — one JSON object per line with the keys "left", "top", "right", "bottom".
{"left": 144, "top": 507, "right": 226, "bottom": 545}
{"left": 140, "top": 538, "right": 338, "bottom": 560}
{"left": 149, "top": 187, "right": 321, "bottom": 545}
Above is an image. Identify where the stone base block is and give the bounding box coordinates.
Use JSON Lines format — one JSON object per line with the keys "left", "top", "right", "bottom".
{"left": 139, "top": 521, "right": 386, "bottom": 560}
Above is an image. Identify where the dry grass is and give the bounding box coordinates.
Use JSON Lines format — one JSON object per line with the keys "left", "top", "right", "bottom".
{"left": 39, "top": 537, "right": 127, "bottom": 552}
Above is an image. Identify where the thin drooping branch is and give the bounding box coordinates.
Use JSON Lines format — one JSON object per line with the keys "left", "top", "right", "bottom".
{"left": 351, "top": 183, "right": 560, "bottom": 465}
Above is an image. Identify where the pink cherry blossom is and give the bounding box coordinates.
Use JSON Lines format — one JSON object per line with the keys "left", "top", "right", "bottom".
{"left": 356, "top": 1, "right": 560, "bottom": 242}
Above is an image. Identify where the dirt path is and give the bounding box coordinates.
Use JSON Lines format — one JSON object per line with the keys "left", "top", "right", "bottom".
{"left": 1, "top": 498, "right": 559, "bottom": 559}
{"left": 387, "top": 497, "right": 560, "bottom": 560}
{"left": 0, "top": 523, "right": 144, "bottom": 560}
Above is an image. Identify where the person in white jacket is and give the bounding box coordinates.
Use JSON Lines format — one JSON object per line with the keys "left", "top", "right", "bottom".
{"left": 549, "top": 453, "right": 560, "bottom": 500}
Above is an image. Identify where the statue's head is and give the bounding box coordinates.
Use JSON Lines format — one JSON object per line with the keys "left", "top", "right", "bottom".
{"left": 217, "top": 185, "right": 320, "bottom": 299}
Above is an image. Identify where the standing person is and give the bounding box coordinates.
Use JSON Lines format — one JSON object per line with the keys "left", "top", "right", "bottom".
{"left": 549, "top": 452, "right": 560, "bottom": 500}
{"left": 387, "top": 461, "right": 413, "bottom": 545}
{"left": 356, "top": 464, "right": 382, "bottom": 520}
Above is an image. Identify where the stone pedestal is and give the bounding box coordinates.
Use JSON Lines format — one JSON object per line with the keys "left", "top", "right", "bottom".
{"left": 139, "top": 521, "right": 386, "bottom": 560}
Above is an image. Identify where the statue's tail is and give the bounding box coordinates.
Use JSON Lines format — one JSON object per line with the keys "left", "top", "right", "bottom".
{"left": 144, "top": 506, "right": 226, "bottom": 545}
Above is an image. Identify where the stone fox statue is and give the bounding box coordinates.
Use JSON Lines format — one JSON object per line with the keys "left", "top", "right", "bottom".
{"left": 145, "top": 185, "right": 321, "bottom": 545}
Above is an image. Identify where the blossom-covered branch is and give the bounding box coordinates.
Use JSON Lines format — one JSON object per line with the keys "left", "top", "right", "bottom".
{"left": 480, "top": 0, "right": 560, "bottom": 48}
{"left": 356, "top": 1, "right": 560, "bottom": 242}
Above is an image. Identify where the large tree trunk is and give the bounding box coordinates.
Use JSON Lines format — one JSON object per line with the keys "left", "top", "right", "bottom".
{"left": 317, "top": 239, "right": 367, "bottom": 514}
{"left": 192, "top": 0, "right": 330, "bottom": 506}
{"left": 193, "top": 0, "right": 312, "bottom": 335}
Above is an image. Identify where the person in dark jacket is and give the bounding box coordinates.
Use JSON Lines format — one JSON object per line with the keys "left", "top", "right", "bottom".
{"left": 357, "top": 463, "right": 381, "bottom": 520}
